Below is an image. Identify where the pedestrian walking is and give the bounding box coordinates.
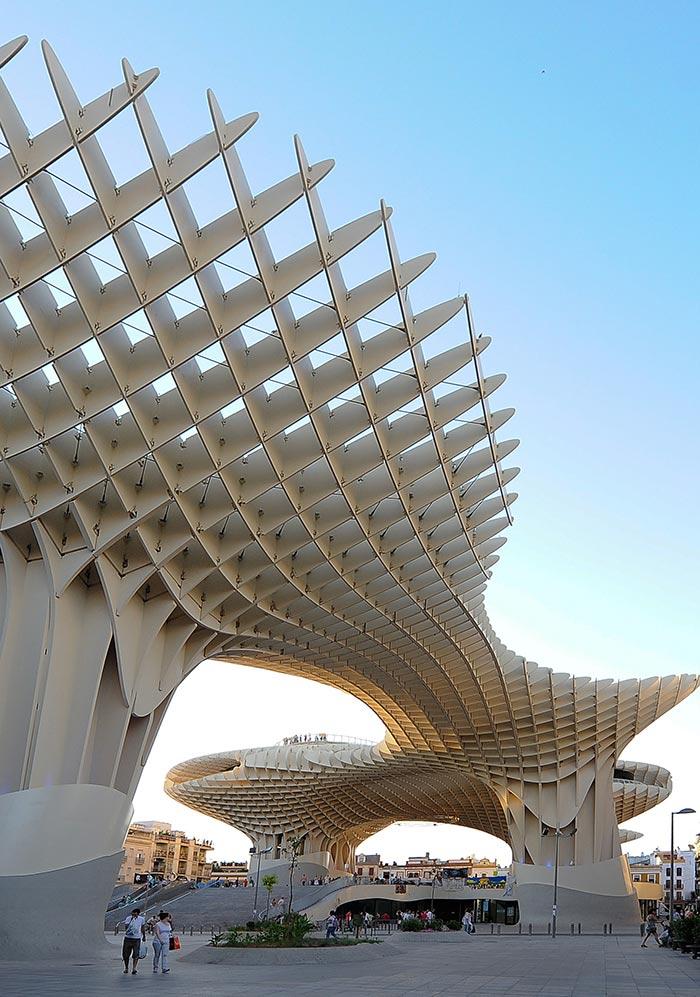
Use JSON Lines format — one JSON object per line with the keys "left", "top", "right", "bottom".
{"left": 121, "top": 908, "right": 145, "bottom": 975}
{"left": 461, "top": 910, "right": 473, "bottom": 934}
{"left": 641, "top": 913, "right": 662, "bottom": 948}
{"left": 325, "top": 910, "right": 338, "bottom": 940}
{"left": 152, "top": 911, "right": 173, "bottom": 973}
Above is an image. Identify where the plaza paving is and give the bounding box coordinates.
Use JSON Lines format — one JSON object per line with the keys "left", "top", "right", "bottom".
{"left": 2, "top": 932, "right": 700, "bottom": 996}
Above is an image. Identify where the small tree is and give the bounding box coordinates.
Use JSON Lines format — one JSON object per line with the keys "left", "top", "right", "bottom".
{"left": 261, "top": 873, "right": 278, "bottom": 920}
{"left": 284, "top": 833, "right": 307, "bottom": 922}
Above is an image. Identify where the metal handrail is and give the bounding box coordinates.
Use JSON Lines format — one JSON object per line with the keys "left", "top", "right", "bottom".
{"left": 275, "top": 733, "right": 377, "bottom": 747}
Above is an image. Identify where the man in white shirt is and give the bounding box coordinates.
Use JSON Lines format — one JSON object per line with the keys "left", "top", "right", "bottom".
{"left": 122, "top": 908, "right": 145, "bottom": 975}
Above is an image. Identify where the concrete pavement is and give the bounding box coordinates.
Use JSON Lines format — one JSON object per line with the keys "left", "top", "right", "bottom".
{"left": 3, "top": 931, "right": 699, "bottom": 995}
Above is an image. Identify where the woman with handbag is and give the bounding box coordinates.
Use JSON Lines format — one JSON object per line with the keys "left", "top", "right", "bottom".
{"left": 152, "top": 911, "right": 173, "bottom": 974}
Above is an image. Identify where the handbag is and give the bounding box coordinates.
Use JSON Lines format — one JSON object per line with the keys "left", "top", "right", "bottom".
{"left": 139, "top": 941, "right": 148, "bottom": 959}
{"left": 169, "top": 934, "right": 181, "bottom": 951}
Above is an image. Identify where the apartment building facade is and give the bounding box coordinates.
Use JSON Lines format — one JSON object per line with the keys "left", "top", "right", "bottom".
{"left": 355, "top": 851, "right": 503, "bottom": 883}
{"left": 117, "top": 821, "right": 213, "bottom": 884}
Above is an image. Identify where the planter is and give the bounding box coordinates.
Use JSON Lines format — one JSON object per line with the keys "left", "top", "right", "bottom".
{"left": 182, "top": 940, "right": 396, "bottom": 966}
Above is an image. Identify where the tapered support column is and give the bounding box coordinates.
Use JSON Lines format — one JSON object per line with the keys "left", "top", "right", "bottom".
{"left": 0, "top": 531, "right": 205, "bottom": 959}
{"left": 0, "top": 785, "right": 132, "bottom": 957}
{"left": 505, "top": 764, "right": 640, "bottom": 930}
{"left": 248, "top": 829, "right": 352, "bottom": 880}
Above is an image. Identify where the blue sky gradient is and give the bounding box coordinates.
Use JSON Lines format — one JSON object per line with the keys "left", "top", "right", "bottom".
{"left": 4, "top": 3, "right": 698, "bottom": 861}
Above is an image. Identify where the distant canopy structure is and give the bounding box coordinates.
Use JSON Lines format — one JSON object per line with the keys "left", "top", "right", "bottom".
{"left": 0, "top": 34, "right": 696, "bottom": 957}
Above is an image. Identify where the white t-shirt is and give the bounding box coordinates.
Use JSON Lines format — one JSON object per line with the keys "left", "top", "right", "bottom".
{"left": 124, "top": 915, "right": 145, "bottom": 939}
{"left": 154, "top": 920, "right": 172, "bottom": 944}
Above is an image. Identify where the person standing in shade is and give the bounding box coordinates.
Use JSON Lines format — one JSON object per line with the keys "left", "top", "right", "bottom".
{"left": 121, "top": 908, "right": 145, "bottom": 975}
{"left": 461, "top": 910, "right": 473, "bottom": 934}
{"left": 152, "top": 911, "right": 173, "bottom": 973}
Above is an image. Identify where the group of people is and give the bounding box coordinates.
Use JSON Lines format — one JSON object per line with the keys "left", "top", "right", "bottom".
{"left": 641, "top": 908, "right": 696, "bottom": 949}
{"left": 641, "top": 912, "right": 671, "bottom": 948}
{"left": 300, "top": 874, "right": 334, "bottom": 887}
{"left": 323, "top": 907, "right": 477, "bottom": 936}
{"left": 251, "top": 897, "right": 287, "bottom": 921}
{"left": 281, "top": 733, "right": 328, "bottom": 745}
{"left": 121, "top": 907, "right": 175, "bottom": 976}
{"left": 398, "top": 908, "right": 437, "bottom": 925}
{"left": 325, "top": 909, "right": 377, "bottom": 939}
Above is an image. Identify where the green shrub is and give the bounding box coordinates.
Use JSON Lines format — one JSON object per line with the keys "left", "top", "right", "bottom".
{"left": 399, "top": 917, "right": 423, "bottom": 932}
{"left": 445, "top": 920, "right": 461, "bottom": 931}
{"left": 213, "top": 912, "right": 316, "bottom": 948}
{"left": 280, "top": 911, "right": 315, "bottom": 944}
{"left": 671, "top": 915, "right": 700, "bottom": 948}
{"left": 429, "top": 918, "right": 444, "bottom": 931}
{"left": 216, "top": 928, "right": 248, "bottom": 947}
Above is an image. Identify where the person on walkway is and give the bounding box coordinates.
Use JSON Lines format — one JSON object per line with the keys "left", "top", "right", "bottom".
{"left": 325, "top": 910, "right": 338, "bottom": 940}
{"left": 462, "top": 910, "right": 473, "bottom": 934}
{"left": 641, "top": 912, "right": 662, "bottom": 948}
{"left": 122, "top": 908, "right": 145, "bottom": 975}
{"left": 152, "top": 911, "right": 172, "bottom": 973}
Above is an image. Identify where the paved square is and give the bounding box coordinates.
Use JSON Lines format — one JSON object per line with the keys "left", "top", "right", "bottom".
{"left": 2, "top": 932, "right": 699, "bottom": 996}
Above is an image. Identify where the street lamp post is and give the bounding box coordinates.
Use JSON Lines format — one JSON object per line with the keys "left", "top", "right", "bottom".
{"left": 250, "top": 845, "right": 273, "bottom": 916}
{"left": 669, "top": 808, "right": 695, "bottom": 920}
{"left": 542, "top": 824, "right": 576, "bottom": 938}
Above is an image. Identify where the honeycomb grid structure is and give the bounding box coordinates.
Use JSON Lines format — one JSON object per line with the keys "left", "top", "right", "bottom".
{"left": 0, "top": 35, "right": 696, "bottom": 943}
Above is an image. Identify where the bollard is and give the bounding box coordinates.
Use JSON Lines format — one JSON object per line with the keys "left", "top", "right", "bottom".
{"left": 570, "top": 923, "right": 574, "bottom": 935}
{"left": 609, "top": 923, "right": 613, "bottom": 935}
{"left": 547, "top": 923, "right": 551, "bottom": 935}
{"left": 603, "top": 924, "right": 607, "bottom": 935}
{"left": 578, "top": 923, "right": 581, "bottom": 935}
{"left": 518, "top": 923, "right": 522, "bottom": 935}
{"left": 190, "top": 927, "right": 193, "bottom": 936}
{"left": 490, "top": 924, "right": 494, "bottom": 935}
{"left": 528, "top": 923, "right": 532, "bottom": 935}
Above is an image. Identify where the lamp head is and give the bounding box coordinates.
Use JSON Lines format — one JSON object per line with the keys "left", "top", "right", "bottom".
{"left": 674, "top": 808, "right": 696, "bottom": 815}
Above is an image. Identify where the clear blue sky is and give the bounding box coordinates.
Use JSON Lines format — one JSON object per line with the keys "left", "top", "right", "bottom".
{"left": 5, "top": 2, "right": 698, "bottom": 861}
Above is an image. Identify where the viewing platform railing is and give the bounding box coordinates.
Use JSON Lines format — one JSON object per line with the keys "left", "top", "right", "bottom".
{"left": 276, "top": 733, "right": 378, "bottom": 747}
